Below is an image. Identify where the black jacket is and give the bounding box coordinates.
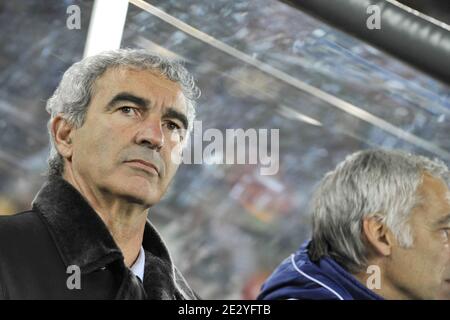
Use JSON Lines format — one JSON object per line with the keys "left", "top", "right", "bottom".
{"left": 0, "top": 177, "right": 198, "bottom": 299}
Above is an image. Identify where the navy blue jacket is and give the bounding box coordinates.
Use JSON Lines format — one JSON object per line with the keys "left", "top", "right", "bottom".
{"left": 258, "top": 241, "right": 383, "bottom": 300}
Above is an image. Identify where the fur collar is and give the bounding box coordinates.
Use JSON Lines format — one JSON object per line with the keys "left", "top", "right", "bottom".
{"left": 31, "top": 176, "right": 184, "bottom": 299}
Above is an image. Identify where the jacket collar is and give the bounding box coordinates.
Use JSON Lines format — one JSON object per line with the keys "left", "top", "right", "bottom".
{"left": 297, "top": 241, "right": 384, "bottom": 300}
{"left": 31, "top": 176, "right": 173, "bottom": 275}
{"left": 258, "top": 240, "right": 384, "bottom": 300}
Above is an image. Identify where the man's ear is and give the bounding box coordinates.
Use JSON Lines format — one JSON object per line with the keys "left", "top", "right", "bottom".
{"left": 51, "top": 115, "right": 75, "bottom": 160}
{"left": 362, "top": 215, "right": 394, "bottom": 257}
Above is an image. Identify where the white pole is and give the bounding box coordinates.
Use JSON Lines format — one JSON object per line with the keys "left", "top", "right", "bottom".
{"left": 83, "top": 0, "right": 129, "bottom": 57}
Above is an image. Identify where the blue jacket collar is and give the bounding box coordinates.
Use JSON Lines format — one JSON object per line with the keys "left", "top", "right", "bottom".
{"left": 258, "top": 241, "right": 384, "bottom": 300}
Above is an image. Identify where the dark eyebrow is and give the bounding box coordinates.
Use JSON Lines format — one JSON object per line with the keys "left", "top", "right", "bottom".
{"left": 163, "top": 108, "right": 188, "bottom": 130}
{"left": 106, "top": 92, "right": 188, "bottom": 129}
{"left": 434, "top": 214, "right": 450, "bottom": 227}
{"left": 106, "top": 92, "right": 150, "bottom": 111}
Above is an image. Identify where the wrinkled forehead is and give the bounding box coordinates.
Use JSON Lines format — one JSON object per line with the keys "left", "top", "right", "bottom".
{"left": 92, "top": 65, "right": 174, "bottom": 90}
{"left": 92, "top": 66, "right": 187, "bottom": 109}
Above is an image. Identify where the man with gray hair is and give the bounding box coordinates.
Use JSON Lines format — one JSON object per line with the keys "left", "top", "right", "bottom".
{"left": 259, "top": 149, "right": 450, "bottom": 300}
{"left": 0, "top": 49, "right": 200, "bottom": 299}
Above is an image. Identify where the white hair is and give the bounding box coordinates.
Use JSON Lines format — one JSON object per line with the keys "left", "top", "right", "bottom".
{"left": 308, "top": 149, "right": 450, "bottom": 273}
{"left": 45, "top": 48, "right": 200, "bottom": 176}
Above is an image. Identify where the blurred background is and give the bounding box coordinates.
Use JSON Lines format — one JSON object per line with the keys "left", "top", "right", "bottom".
{"left": 0, "top": 0, "right": 449, "bottom": 299}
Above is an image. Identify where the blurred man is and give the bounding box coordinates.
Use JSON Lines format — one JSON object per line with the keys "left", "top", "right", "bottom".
{"left": 259, "top": 149, "right": 450, "bottom": 300}
{"left": 0, "top": 49, "right": 200, "bottom": 299}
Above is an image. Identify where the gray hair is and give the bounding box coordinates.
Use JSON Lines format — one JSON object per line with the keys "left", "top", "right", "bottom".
{"left": 308, "top": 149, "right": 450, "bottom": 273}
{"left": 45, "top": 48, "right": 200, "bottom": 177}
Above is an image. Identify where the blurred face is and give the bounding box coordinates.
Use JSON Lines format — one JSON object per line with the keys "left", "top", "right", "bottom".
{"left": 386, "top": 173, "right": 450, "bottom": 299}
{"left": 69, "top": 67, "right": 188, "bottom": 206}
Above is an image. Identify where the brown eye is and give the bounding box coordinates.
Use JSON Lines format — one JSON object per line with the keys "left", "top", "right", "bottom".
{"left": 119, "top": 106, "right": 140, "bottom": 118}
{"left": 166, "top": 122, "right": 181, "bottom": 131}
{"left": 120, "top": 107, "right": 132, "bottom": 114}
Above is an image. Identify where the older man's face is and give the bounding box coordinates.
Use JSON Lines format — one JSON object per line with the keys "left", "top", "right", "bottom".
{"left": 386, "top": 173, "right": 450, "bottom": 299}
{"left": 69, "top": 66, "right": 188, "bottom": 206}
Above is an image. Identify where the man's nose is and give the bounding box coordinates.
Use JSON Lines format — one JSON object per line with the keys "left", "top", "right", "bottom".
{"left": 135, "top": 117, "right": 164, "bottom": 150}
